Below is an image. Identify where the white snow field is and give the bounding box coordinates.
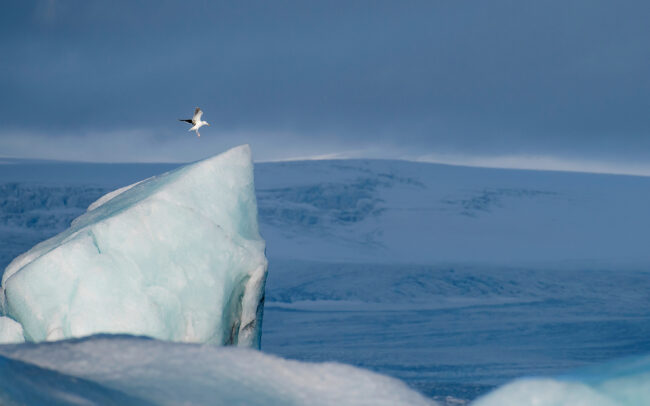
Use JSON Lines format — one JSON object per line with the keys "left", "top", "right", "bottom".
{"left": 0, "top": 146, "right": 267, "bottom": 347}
{"left": 254, "top": 159, "right": 650, "bottom": 264}
{"left": 0, "top": 335, "right": 435, "bottom": 406}
{"left": 1, "top": 155, "right": 650, "bottom": 404}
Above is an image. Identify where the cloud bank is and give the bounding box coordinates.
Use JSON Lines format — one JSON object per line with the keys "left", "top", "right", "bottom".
{"left": 2, "top": 1, "right": 650, "bottom": 172}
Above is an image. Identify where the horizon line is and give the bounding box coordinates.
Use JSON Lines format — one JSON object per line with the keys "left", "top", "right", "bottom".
{"left": 3, "top": 153, "right": 650, "bottom": 179}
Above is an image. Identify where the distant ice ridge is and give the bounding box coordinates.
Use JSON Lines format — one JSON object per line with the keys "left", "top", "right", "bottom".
{"left": 0, "top": 334, "right": 436, "bottom": 406}
{"left": 474, "top": 354, "right": 650, "bottom": 406}
{"left": 0, "top": 145, "right": 267, "bottom": 347}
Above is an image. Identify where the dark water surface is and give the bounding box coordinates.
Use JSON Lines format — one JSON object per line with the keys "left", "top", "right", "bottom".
{"left": 261, "top": 260, "right": 650, "bottom": 403}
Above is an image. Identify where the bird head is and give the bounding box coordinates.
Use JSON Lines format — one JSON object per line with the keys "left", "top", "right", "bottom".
{"left": 205, "top": 122, "right": 210, "bottom": 126}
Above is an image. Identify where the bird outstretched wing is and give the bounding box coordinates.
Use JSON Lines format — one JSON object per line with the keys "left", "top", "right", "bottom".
{"left": 192, "top": 107, "right": 203, "bottom": 124}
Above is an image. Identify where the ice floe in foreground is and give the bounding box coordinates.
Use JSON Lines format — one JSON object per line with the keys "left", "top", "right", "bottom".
{"left": 1, "top": 334, "right": 648, "bottom": 405}
{"left": 474, "top": 353, "right": 650, "bottom": 406}
{"left": 0, "top": 145, "right": 267, "bottom": 347}
{"left": 0, "top": 334, "right": 436, "bottom": 406}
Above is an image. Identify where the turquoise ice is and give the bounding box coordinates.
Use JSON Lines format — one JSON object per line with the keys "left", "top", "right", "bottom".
{"left": 0, "top": 145, "right": 267, "bottom": 347}
{"left": 474, "top": 354, "right": 650, "bottom": 406}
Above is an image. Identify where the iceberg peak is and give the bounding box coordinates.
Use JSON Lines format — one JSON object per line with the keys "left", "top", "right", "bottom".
{"left": 1, "top": 145, "right": 268, "bottom": 347}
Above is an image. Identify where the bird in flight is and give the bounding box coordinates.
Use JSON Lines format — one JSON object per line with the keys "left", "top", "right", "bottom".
{"left": 179, "top": 107, "right": 210, "bottom": 137}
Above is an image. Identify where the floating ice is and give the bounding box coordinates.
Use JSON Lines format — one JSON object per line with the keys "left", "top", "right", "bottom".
{"left": 0, "top": 145, "right": 267, "bottom": 347}
{"left": 474, "top": 353, "right": 650, "bottom": 406}
{"left": 0, "top": 334, "right": 436, "bottom": 406}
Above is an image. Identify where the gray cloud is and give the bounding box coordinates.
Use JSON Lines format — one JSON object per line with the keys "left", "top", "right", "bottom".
{"left": 2, "top": 1, "right": 650, "bottom": 167}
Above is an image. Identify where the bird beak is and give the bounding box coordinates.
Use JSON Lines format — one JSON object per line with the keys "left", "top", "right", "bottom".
{"left": 206, "top": 123, "right": 210, "bottom": 126}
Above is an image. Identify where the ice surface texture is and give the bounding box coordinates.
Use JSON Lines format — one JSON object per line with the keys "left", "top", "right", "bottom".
{"left": 0, "top": 334, "right": 435, "bottom": 406}
{"left": 474, "top": 354, "right": 650, "bottom": 406}
{"left": 0, "top": 145, "right": 267, "bottom": 346}
{"left": 0, "top": 317, "right": 23, "bottom": 344}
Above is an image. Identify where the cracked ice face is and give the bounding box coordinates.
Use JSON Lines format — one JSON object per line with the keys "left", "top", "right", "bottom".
{"left": 0, "top": 145, "right": 268, "bottom": 347}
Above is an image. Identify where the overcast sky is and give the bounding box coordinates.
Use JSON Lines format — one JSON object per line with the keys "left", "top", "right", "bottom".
{"left": 2, "top": 1, "right": 650, "bottom": 173}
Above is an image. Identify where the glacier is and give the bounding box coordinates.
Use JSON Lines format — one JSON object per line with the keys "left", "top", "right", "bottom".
{"left": 0, "top": 145, "right": 267, "bottom": 347}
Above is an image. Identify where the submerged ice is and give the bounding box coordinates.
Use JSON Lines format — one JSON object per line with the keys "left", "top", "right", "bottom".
{"left": 0, "top": 145, "right": 267, "bottom": 347}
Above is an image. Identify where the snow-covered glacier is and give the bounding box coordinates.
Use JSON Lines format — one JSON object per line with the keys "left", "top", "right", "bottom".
{"left": 0, "top": 145, "right": 267, "bottom": 347}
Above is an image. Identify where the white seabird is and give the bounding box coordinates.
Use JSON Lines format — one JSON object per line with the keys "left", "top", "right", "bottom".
{"left": 179, "top": 107, "right": 210, "bottom": 137}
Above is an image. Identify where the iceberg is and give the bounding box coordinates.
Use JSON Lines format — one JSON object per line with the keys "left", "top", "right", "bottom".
{"left": 0, "top": 145, "right": 267, "bottom": 347}
{"left": 0, "top": 334, "right": 435, "bottom": 406}
{"left": 474, "top": 353, "right": 650, "bottom": 406}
